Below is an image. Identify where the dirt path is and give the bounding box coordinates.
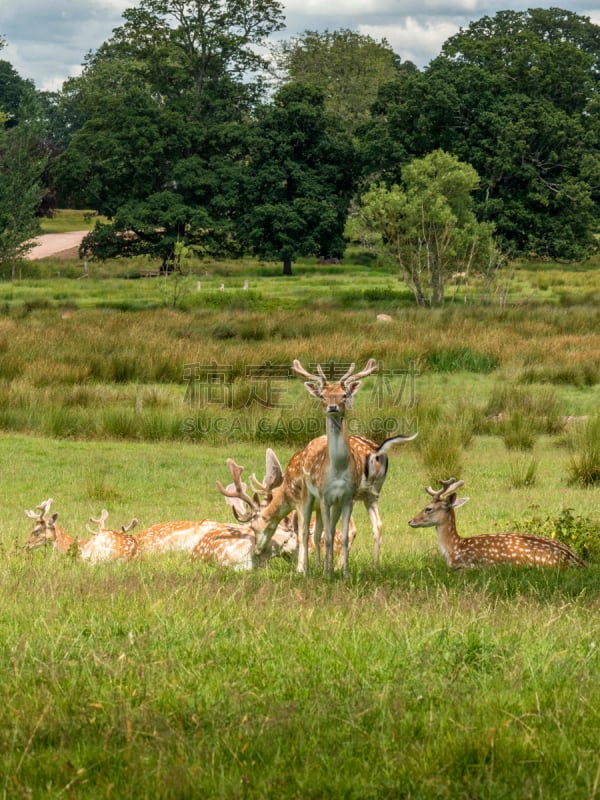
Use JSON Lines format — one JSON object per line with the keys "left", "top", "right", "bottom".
{"left": 26, "top": 231, "right": 89, "bottom": 260}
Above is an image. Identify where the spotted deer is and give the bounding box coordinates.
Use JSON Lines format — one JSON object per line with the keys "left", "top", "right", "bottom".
{"left": 408, "top": 479, "right": 586, "bottom": 569}
{"left": 248, "top": 359, "right": 379, "bottom": 578}
{"left": 217, "top": 452, "right": 357, "bottom": 567}
{"left": 220, "top": 429, "right": 416, "bottom": 575}
{"left": 291, "top": 358, "right": 397, "bottom": 578}
{"left": 25, "top": 500, "right": 139, "bottom": 562}
{"left": 190, "top": 519, "right": 296, "bottom": 570}
{"left": 135, "top": 450, "right": 297, "bottom": 563}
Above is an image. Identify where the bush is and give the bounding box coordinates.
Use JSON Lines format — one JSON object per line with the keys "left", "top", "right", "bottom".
{"left": 417, "top": 422, "right": 464, "bottom": 484}
{"left": 510, "top": 507, "right": 600, "bottom": 562}
{"left": 567, "top": 415, "right": 600, "bottom": 487}
{"left": 501, "top": 412, "right": 537, "bottom": 451}
{"left": 508, "top": 456, "right": 538, "bottom": 488}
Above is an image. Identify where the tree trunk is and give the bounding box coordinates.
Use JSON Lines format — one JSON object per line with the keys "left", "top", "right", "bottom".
{"left": 282, "top": 258, "right": 293, "bottom": 276}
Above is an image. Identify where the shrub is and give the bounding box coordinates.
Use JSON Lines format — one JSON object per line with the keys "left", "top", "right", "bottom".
{"left": 510, "top": 507, "right": 600, "bottom": 561}
{"left": 508, "top": 456, "right": 538, "bottom": 488}
{"left": 425, "top": 347, "right": 499, "bottom": 373}
{"left": 501, "top": 412, "right": 537, "bottom": 451}
{"left": 417, "top": 422, "right": 464, "bottom": 484}
{"left": 567, "top": 415, "right": 600, "bottom": 487}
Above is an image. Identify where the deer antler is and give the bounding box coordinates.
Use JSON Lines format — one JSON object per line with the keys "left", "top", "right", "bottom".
{"left": 87, "top": 509, "right": 109, "bottom": 535}
{"left": 292, "top": 359, "right": 325, "bottom": 386}
{"left": 216, "top": 459, "right": 260, "bottom": 522}
{"left": 340, "top": 358, "right": 378, "bottom": 386}
{"left": 425, "top": 478, "right": 464, "bottom": 498}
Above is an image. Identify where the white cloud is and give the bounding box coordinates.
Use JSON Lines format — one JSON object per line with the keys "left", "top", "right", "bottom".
{"left": 362, "top": 16, "right": 461, "bottom": 66}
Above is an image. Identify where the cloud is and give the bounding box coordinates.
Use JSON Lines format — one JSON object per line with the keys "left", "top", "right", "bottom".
{"left": 0, "top": 0, "right": 128, "bottom": 90}
{"left": 361, "top": 17, "right": 461, "bottom": 67}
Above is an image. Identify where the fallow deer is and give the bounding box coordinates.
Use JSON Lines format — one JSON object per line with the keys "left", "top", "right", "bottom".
{"left": 290, "top": 358, "right": 387, "bottom": 578}
{"left": 232, "top": 359, "right": 380, "bottom": 578}
{"left": 408, "top": 479, "right": 585, "bottom": 569}
{"left": 220, "top": 431, "right": 416, "bottom": 575}
{"left": 25, "top": 500, "right": 139, "bottom": 562}
{"left": 135, "top": 449, "right": 297, "bottom": 561}
{"left": 217, "top": 452, "right": 357, "bottom": 568}
{"left": 190, "top": 520, "right": 297, "bottom": 570}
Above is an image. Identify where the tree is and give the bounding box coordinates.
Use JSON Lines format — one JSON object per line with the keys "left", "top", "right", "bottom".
{"left": 0, "top": 120, "right": 46, "bottom": 275}
{"left": 361, "top": 8, "right": 600, "bottom": 260}
{"left": 358, "top": 150, "right": 501, "bottom": 306}
{"left": 240, "top": 84, "right": 356, "bottom": 275}
{"left": 275, "top": 29, "right": 410, "bottom": 135}
{"left": 55, "top": 0, "right": 285, "bottom": 263}
{"left": 0, "top": 60, "right": 36, "bottom": 126}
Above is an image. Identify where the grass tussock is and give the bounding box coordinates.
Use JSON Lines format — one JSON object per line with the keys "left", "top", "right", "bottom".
{"left": 567, "top": 415, "right": 600, "bottom": 487}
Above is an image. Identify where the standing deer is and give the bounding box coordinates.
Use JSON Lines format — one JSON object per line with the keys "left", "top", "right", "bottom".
{"left": 217, "top": 452, "right": 357, "bottom": 567}
{"left": 408, "top": 479, "right": 585, "bottom": 569}
{"left": 220, "top": 431, "right": 416, "bottom": 575}
{"left": 25, "top": 500, "right": 139, "bottom": 562}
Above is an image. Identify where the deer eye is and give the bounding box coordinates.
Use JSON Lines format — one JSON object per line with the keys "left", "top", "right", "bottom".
{"left": 425, "top": 506, "right": 433, "bottom": 513}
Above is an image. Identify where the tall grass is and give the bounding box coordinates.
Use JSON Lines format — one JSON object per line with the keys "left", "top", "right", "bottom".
{"left": 567, "top": 415, "right": 600, "bottom": 486}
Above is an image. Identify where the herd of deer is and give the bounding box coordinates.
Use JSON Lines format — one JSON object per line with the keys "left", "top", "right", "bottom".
{"left": 24, "top": 359, "right": 586, "bottom": 573}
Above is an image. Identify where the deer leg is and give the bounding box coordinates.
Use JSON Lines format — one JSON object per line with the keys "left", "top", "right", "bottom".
{"left": 340, "top": 504, "right": 354, "bottom": 579}
{"left": 313, "top": 511, "right": 323, "bottom": 569}
{"left": 296, "top": 495, "right": 313, "bottom": 577}
{"left": 366, "top": 501, "right": 382, "bottom": 568}
{"left": 322, "top": 503, "right": 341, "bottom": 578}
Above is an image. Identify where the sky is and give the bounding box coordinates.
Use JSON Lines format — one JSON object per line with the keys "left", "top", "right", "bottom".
{"left": 2, "top": 1, "right": 600, "bottom": 92}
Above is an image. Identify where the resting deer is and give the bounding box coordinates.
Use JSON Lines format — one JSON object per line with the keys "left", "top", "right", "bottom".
{"left": 217, "top": 451, "right": 357, "bottom": 567}
{"left": 408, "top": 479, "right": 585, "bottom": 569}
{"left": 190, "top": 519, "right": 296, "bottom": 570}
{"left": 25, "top": 500, "right": 139, "bottom": 562}
{"left": 135, "top": 450, "right": 297, "bottom": 564}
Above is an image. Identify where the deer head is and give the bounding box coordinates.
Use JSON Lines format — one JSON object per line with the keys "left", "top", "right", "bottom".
{"left": 24, "top": 498, "right": 60, "bottom": 550}
{"left": 217, "top": 449, "right": 283, "bottom": 523}
{"left": 292, "top": 359, "right": 378, "bottom": 416}
{"left": 408, "top": 479, "right": 470, "bottom": 529}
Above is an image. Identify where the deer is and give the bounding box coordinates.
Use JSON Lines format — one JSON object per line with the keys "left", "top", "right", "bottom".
{"left": 219, "top": 429, "right": 416, "bottom": 576}
{"left": 190, "top": 519, "right": 297, "bottom": 570}
{"left": 24, "top": 499, "right": 139, "bottom": 562}
{"left": 289, "top": 358, "right": 385, "bottom": 578}
{"left": 134, "top": 450, "right": 298, "bottom": 562}
{"left": 217, "top": 451, "right": 357, "bottom": 568}
{"left": 408, "top": 479, "right": 586, "bottom": 569}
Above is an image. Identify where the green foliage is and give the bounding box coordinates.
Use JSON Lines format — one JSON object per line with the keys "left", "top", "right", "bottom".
{"left": 511, "top": 507, "right": 600, "bottom": 561}
{"left": 508, "top": 456, "right": 538, "bottom": 488}
{"left": 501, "top": 412, "right": 537, "bottom": 451}
{"left": 416, "top": 422, "right": 464, "bottom": 484}
{"left": 241, "top": 83, "right": 356, "bottom": 274}
{"left": 363, "top": 8, "right": 600, "bottom": 261}
{"left": 0, "top": 123, "right": 46, "bottom": 271}
{"left": 358, "top": 150, "right": 502, "bottom": 305}
{"left": 276, "top": 29, "right": 406, "bottom": 134}
{"left": 425, "top": 346, "right": 499, "bottom": 373}
{"left": 567, "top": 415, "right": 600, "bottom": 486}
{"left": 485, "top": 385, "right": 562, "bottom": 435}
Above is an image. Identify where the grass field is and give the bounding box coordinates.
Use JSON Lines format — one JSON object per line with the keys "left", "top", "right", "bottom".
{"left": 0, "top": 219, "right": 599, "bottom": 798}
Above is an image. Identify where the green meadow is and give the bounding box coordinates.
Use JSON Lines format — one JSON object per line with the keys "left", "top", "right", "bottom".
{"left": 0, "top": 229, "right": 599, "bottom": 798}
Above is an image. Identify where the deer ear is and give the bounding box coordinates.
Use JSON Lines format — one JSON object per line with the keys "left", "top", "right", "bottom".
{"left": 452, "top": 496, "right": 470, "bottom": 509}
{"left": 345, "top": 380, "right": 362, "bottom": 397}
{"left": 50, "top": 512, "right": 59, "bottom": 523}
{"left": 304, "top": 381, "right": 322, "bottom": 399}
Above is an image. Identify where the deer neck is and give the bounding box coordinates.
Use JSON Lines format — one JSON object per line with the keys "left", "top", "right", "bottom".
{"left": 325, "top": 414, "right": 351, "bottom": 473}
{"left": 52, "top": 525, "right": 79, "bottom": 554}
{"left": 435, "top": 509, "right": 461, "bottom": 565}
